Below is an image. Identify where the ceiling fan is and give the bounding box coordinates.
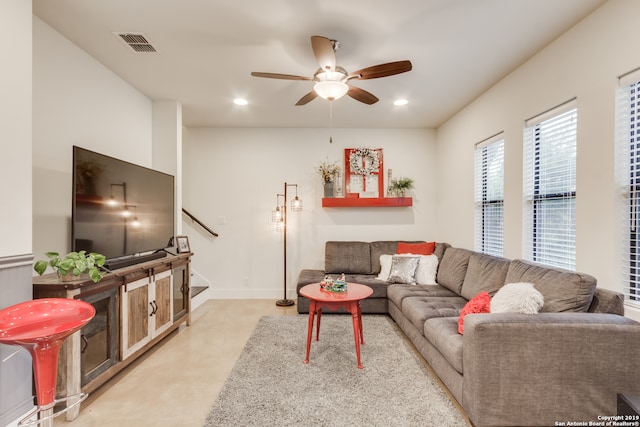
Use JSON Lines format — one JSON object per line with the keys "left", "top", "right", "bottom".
{"left": 251, "top": 36, "right": 412, "bottom": 106}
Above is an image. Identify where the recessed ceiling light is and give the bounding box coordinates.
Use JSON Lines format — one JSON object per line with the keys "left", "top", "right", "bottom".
{"left": 233, "top": 98, "right": 248, "bottom": 106}
{"left": 393, "top": 99, "right": 408, "bottom": 106}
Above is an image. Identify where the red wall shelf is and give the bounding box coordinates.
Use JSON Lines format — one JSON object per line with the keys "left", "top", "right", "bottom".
{"left": 322, "top": 197, "right": 412, "bottom": 207}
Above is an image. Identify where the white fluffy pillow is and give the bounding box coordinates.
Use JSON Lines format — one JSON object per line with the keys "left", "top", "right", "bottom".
{"left": 377, "top": 254, "right": 393, "bottom": 281}
{"left": 490, "top": 282, "right": 544, "bottom": 314}
{"left": 415, "top": 254, "right": 438, "bottom": 285}
{"left": 377, "top": 254, "right": 438, "bottom": 285}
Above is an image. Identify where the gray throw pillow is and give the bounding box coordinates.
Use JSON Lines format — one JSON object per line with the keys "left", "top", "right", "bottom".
{"left": 387, "top": 256, "right": 420, "bottom": 285}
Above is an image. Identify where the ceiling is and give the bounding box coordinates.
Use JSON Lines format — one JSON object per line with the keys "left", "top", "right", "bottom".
{"left": 33, "top": 0, "right": 606, "bottom": 129}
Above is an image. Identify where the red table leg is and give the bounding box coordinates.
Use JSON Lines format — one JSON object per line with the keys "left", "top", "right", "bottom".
{"left": 316, "top": 308, "right": 322, "bottom": 341}
{"left": 350, "top": 301, "right": 364, "bottom": 369}
{"left": 304, "top": 301, "right": 316, "bottom": 364}
{"left": 358, "top": 302, "right": 365, "bottom": 345}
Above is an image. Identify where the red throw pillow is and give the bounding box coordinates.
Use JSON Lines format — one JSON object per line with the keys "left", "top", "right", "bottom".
{"left": 458, "top": 291, "right": 491, "bottom": 334}
{"left": 397, "top": 241, "right": 436, "bottom": 255}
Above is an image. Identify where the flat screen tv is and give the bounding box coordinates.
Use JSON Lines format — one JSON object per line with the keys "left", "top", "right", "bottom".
{"left": 72, "top": 146, "right": 175, "bottom": 270}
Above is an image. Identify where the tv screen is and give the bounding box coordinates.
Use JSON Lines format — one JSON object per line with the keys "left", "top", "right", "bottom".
{"left": 72, "top": 146, "right": 175, "bottom": 267}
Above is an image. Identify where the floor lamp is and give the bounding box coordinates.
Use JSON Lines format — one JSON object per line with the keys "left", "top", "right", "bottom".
{"left": 272, "top": 182, "right": 302, "bottom": 307}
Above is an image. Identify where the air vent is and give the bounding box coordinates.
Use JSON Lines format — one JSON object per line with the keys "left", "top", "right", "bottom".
{"left": 114, "top": 32, "right": 157, "bottom": 53}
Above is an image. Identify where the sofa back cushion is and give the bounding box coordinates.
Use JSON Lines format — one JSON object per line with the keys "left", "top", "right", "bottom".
{"left": 504, "top": 259, "right": 597, "bottom": 312}
{"left": 460, "top": 253, "right": 511, "bottom": 300}
{"left": 436, "top": 247, "right": 474, "bottom": 295}
{"left": 433, "top": 242, "right": 450, "bottom": 262}
{"left": 325, "top": 241, "right": 371, "bottom": 274}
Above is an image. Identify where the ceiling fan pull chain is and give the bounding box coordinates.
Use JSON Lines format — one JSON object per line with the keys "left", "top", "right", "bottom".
{"left": 329, "top": 102, "right": 333, "bottom": 143}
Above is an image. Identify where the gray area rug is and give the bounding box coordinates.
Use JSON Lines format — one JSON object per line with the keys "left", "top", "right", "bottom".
{"left": 203, "top": 315, "right": 467, "bottom": 427}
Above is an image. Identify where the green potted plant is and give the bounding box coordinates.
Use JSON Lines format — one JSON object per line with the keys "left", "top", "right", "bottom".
{"left": 389, "top": 177, "right": 415, "bottom": 198}
{"left": 34, "top": 250, "right": 106, "bottom": 283}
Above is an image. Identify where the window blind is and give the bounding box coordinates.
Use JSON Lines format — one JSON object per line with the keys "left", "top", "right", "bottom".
{"left": 616, "top": 76, "right": 640, "bottom": 302}
{"left": 523, "top": 100, "right": 577, "bottom": 270}
{"left": 474, "top": 135, "right": 504, "bottom": 257}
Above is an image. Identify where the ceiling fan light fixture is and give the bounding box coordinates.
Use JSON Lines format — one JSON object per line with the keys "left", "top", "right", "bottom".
{"left": 314, "top": 80, "right": 349, "bottom": 101}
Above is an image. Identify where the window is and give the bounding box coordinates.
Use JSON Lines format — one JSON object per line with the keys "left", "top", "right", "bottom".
{"left": 523, "top": 100, "right": 577, "bottom": 270}
{"left": 616, "top": 69, "right": 640, "bottom": 303}
{"left": 474, "top": 136, "right": 504, "bottom": 256}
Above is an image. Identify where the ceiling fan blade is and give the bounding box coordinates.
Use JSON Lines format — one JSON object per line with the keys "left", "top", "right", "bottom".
{"left": 349, "top": 60, "right": 413, "bottom": 80}
{"left": 295, "top": 91, "right": 318, "bottom": 106}
{"left": 311, "top": 36, "right": 336, "bottom": 72}
{"left": 251, "top": 72, "right": 312, "bottom": 81}
{"left": 347, "top": 86, "right": 379, "bottom": 105}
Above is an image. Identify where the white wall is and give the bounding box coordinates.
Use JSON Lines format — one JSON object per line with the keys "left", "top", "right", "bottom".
{"left": 436, "top": 0, "right": 639, "bottom": 317}
{"left": 1, "top": 0, "right": 32, "bottom": 257}
{"left": 183, "top": 128, "right": 436, "bottom": 299}
{"left": 32, "top": 16, "right": 153, "bottom": 257}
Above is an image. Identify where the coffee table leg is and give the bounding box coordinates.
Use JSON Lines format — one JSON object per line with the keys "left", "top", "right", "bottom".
{"left": 304, "top": 301, "right": 316, "bottom": 364}
{"left": 316, "top": 308, "right": 322, "bottom": 341}
{"left": 358, "top": 302, "right": 365, "bottom": 345}
{"left": 350, "top": 302, "right": 364, "bottom": 369}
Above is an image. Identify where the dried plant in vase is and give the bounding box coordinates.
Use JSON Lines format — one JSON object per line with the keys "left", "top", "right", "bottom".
{"left": 316, "top": 160, "right": 341, "bottom": 184}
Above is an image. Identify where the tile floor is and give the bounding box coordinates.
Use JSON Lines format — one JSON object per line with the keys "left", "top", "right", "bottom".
{"left": 53, "top": 299, "right": 468, "bottom": 427}
{"left": 53, "top": 300, "right": 297, "bottom": 427}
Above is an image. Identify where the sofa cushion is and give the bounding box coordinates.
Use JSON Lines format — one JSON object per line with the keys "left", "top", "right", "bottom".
{"left": 402, "top": 296, "right": 468, "bottom": 332}
{"left": 505, "top": 259, "right": 597, "bottom": 312}
{"left": 423, "top": 317, "right": 464, "bottom": 374}
{"left": 387, "top": 284, "right": 459, "bottom": 310}
{"left": 433, "top": 242, "right": 450, "bottom": 262}
{"left": 460, "top": 253, "right": 510, "bottom": 300}
{"left": 436, "top": 247, "right": 474, "bottom": 295}
{"left": 397, "top": 241, "right": 436, "bottom": 255}
{"left": 490, "top": 282, "right": 544, "bottom": 314}
{"left": 458, "top": 291, "right": 491, "bottom": 334}
{"left": 325, "top": 241, "right": 371, "bottom": 274}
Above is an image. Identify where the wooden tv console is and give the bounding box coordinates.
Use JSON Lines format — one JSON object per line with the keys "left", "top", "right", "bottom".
{"left": 33, "top": 253, "right": 191, "bottom": 421}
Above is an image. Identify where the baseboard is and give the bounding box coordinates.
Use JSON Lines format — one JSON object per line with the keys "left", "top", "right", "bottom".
{"left": 191, "top": 286, "right": 211, "bottom": 311}
{"left": 5, "top": 406, "right": 35, "bottom": 427}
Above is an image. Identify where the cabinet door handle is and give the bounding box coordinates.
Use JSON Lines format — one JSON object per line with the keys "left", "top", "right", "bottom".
{"left": 149, "top": 301, "right": 156, "bottom": 316}
{"left": 81, "top": 335, "right": 89, "bottom": 354}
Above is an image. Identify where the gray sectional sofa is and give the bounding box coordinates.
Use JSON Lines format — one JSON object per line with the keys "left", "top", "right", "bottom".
{"left": 296, "top": 241, "right": 640, "bottom": 427}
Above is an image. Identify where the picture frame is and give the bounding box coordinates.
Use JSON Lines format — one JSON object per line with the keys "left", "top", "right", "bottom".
{"left": 344, "top": 148, "right": 384, "bottom": 198}
{"left": 175, "top": 235, "right": 191, "bottom": 253}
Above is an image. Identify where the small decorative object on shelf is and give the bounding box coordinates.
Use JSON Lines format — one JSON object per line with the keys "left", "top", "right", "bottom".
{"left": 175, "top": 235, "right": 191, "bottom": 253}
{"left": 389, "top": 177, "right": 415, "bottom": 198}
{"left": 316, "top": 160, "right": 341, "bottom": 198}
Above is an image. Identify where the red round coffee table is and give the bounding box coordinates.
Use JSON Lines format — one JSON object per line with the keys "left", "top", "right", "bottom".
{"left": 300, "top": 283, "right": 373, "bottom": 369}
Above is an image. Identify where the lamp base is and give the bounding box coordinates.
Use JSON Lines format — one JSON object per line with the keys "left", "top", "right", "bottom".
{"left": 276, "top": 299, "right": 295, "bottom": 307}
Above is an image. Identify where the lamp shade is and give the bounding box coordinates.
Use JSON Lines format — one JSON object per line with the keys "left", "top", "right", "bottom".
{"left": 314, "top": 80, "right": 348, "bottom": 101}
{"left": 291, "top": 196, "right": 303, "bottom": 211}
{"left": 271, "top": 207, "right": 282, "bottom": 222}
